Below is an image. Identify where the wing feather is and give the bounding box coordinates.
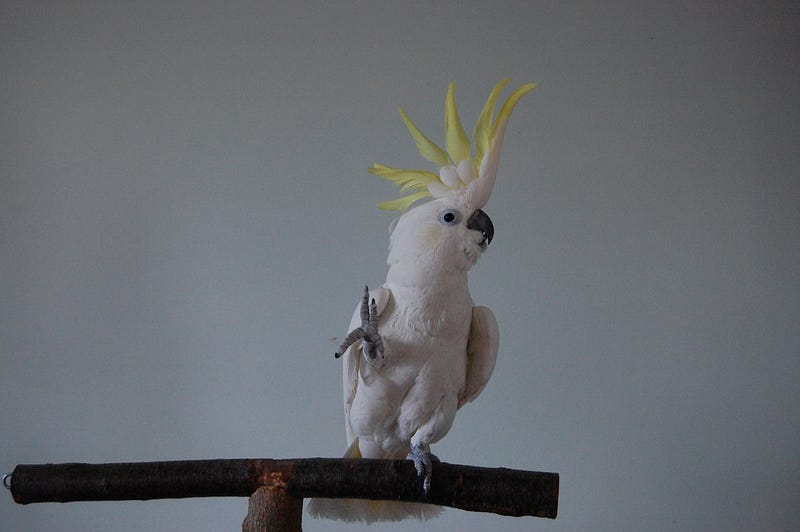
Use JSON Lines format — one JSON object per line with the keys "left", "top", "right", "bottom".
{"left": 458, "top": 306, "right": 499, "bottom": 408}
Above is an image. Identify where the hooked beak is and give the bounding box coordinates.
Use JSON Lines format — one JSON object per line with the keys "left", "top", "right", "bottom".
{"left": 466, "top": 209, "right": 494, "bottom": 249}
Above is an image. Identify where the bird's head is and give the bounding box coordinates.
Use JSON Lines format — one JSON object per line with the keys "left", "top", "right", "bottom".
{"left": 372, "top": 79, "right": 536, "bottom": 276}
{"left": 387, "top": 194, "right": 494, "bottom": 274}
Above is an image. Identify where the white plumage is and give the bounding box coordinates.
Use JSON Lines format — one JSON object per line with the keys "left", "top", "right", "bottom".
{"left": 307, "top": 80, "right": 534, "bottom": 523}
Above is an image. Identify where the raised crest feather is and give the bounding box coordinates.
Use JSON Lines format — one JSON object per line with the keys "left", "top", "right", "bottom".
{"left": 399, "top": 108, "right": 450, "bottom": 167}
{"left": 373, "top": 79, "right": 537, "bottom": 211}
{"left": 445, "top": 83, "right": 472, "bottom": 165}
{"left": 473, "top": 78, "right": 510, "bottom": 166}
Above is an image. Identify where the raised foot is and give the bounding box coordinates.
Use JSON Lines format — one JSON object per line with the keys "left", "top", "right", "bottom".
{"left": 406, "top": 443, "right": 440, "bottom": 496}
{"left": 334, "top": 285, "right": 385, "bottom": 360}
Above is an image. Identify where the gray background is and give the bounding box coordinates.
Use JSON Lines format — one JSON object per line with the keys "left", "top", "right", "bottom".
{"left": 2, "top": 1, "right": 798, "bottom": 530}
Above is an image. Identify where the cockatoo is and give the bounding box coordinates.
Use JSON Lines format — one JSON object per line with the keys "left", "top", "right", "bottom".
{"left": 307, "top": 79, "right": 536, "bottom": 523}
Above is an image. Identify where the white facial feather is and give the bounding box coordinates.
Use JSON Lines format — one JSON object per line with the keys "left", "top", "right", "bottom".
{"left": 386, "top": 197, "right": 485, "bottom": 280}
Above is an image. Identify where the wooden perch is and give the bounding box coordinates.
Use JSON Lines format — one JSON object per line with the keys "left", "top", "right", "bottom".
{"left": 8, "top": 458, "right": 558, "bottom": 530}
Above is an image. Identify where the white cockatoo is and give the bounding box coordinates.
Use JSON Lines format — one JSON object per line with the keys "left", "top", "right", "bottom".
{"left": 307, "top": 79, "right": 537, "bottom": 523}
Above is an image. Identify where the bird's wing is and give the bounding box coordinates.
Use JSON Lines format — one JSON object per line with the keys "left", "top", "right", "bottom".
{"left": 458, "top": 306, "right": 499, "bottom": 408}
{"left": 342, "top": 286, "right": 392, "bottom": 446}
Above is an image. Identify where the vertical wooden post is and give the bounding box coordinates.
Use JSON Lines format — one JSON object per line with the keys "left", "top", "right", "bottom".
{"left": 242, "top": 485, "right": 303, "bottom": 532}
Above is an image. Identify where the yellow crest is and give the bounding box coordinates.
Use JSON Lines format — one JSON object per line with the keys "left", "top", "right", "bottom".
{"left": 371, "top": 79, "right": 537, "bottom": 211}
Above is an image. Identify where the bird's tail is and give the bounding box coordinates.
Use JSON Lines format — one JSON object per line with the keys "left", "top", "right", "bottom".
{"left": 305, "top": 439, "right": 443, "bottom": 524}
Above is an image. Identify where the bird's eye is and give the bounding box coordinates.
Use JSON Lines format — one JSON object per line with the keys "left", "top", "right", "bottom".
{"left": 438, "top": 209, "right": 461, "bottom": 226}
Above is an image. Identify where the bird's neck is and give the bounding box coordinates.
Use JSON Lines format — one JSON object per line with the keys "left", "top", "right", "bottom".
{"left": 385, "top": 260, "right": 469, "bottom": 293}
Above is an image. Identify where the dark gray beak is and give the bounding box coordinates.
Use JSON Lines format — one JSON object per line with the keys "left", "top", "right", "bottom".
{"left": 466, "top": 209, "right": 494, "bottom": 248}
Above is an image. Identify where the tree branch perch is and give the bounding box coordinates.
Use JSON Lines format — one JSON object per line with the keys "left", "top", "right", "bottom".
{"left": 9, "top": 458, "right": 558, "bottom": 520}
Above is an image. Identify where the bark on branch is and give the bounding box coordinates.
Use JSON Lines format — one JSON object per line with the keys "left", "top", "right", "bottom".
{"left": 9, "top": 458, "right": 558, "bottom": 519}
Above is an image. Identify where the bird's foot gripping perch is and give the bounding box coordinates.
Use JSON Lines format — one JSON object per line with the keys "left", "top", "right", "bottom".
{"left": 407, "top": 443, "right": 440, "bottom": 496}
{"left": 334, "top": 285, "right": 385, "bottom": 360}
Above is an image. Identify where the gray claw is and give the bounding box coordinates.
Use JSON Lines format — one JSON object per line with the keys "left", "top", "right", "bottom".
{"left": 334, "top": 285, "right": 384, "bottom": 360}
{"left": 407, "top": 443, "right": 439, "bottom": 496}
